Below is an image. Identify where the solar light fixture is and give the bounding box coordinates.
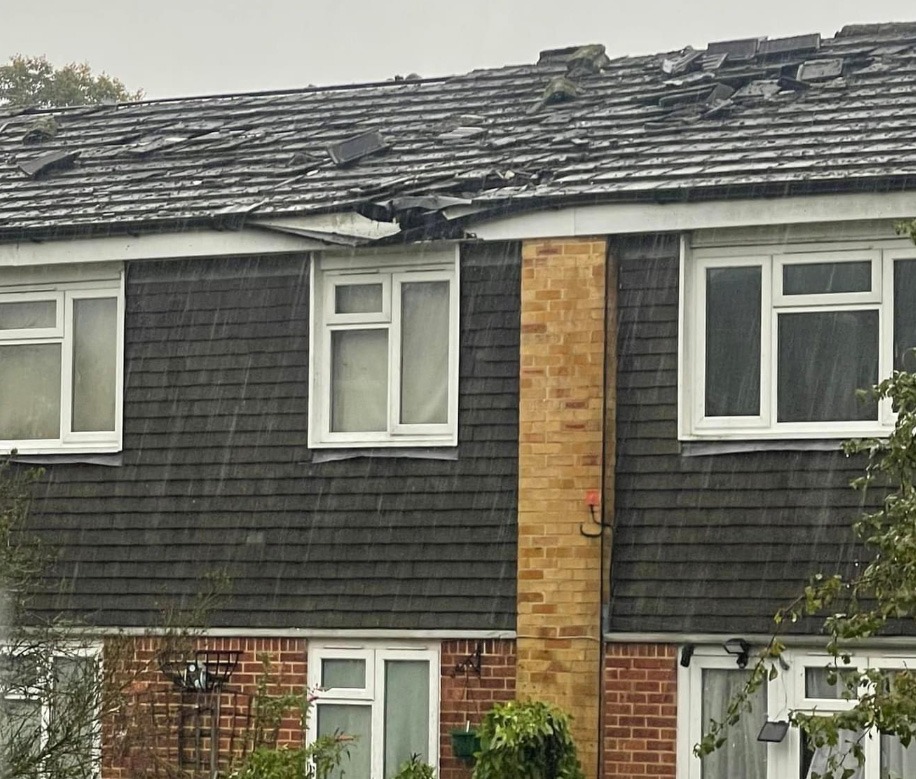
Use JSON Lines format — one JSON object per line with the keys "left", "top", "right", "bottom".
{"left": 723, "top": 638, "right": 751, "bottom": 668}
{"left": 757, "top": 719, "right": 790, "bottom": 743}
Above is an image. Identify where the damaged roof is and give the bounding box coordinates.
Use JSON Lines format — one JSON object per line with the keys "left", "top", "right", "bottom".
{"left": 4, "top": 22, "right": 916, "bottom": 239}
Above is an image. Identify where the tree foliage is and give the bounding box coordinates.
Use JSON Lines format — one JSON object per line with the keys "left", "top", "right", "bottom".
{"left": 0, "top": 55, "right": 141, "bottom": 108}
{"left": 696, "top": 218, "right": 916, "bottom": 779}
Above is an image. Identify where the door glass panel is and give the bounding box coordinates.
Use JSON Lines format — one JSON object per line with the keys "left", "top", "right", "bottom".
{"left": 705, "top": 266, "right": 761, "bottom": 417}
{"left": 0, "top": 300, "right": 55, "bottom": 331}
{"left": 894, "top": 260, "right": 916, "bottom": 372}
{"left": 336, "top": 284, "right": 384, "bottom": 315}
{"left": 783, "top": 261, "right": 872, "bottom": 295}
{"left": 317, "top": 704, "right": 371, "bottom": 779}
{"left": 777, "top": 310, "right": 878, "bottom": 422}
{"left": 701, "top": 669, "right": 767, "bottom": 779}
{"left": 384, "top": 660, "right": 429, "bottom": 777}
{"left": 322, "top": 659, "right": 366, "bottom": 690}
{"left": 331, "top": 329, "right": 388, "bottom": 432}
{"left": 400, "top": 281, "right": 449, "bottom": 425}
{"left": 72, "top": 297, "right": 117, "bottom": 432}
{"left": 0, "top": 343, "right": 61, "bottom": 439}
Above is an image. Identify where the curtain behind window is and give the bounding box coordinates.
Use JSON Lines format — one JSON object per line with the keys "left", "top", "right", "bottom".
{"left": 701, "top": 669, "right": 767, "bottom": 779}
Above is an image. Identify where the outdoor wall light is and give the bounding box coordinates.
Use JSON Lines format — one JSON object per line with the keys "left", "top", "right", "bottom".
{"left": 757, "top": 719, "right": 790, "bottom": 743}
{"left": 680, "top": 644, "right": 695, "bottom": 668}
{"left": 723, "top": 638, "right": 751, "bottom": 668}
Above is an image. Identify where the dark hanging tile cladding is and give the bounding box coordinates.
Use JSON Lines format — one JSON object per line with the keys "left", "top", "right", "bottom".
{"left": 609, "top": 236, "right": 874, "bottom": 636}
{"left": 27, "top": 245, "right": 520, "bottom": 630}
{"left": 4, "top": 25, "right": 916, "bottom": 236}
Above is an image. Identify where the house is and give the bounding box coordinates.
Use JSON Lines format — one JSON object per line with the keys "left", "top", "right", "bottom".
{"left": 3, "top": 18, "right": 916, "bottom": 779}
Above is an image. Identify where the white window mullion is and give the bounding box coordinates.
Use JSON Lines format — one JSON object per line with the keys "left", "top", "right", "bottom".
{"left": 60, "top": 292, "right": 75, "bottom": 440}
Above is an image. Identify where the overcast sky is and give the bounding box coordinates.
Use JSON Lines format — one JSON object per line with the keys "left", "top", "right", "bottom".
{"left": 2, "top": 0, "right": 915, "bottom": 100}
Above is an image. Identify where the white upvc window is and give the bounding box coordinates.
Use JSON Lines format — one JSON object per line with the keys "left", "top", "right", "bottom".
{"left": 0, "top": 647, "right": 101, "bottom": 778}
{"left": 309, "top": 247, "right": 459, "bottom": 448}
{"left": 680, "top": 647, "right": 916, "bottom": 779}
{"left": 307, "top": 641, "right": 439, "bottom": 779}
{"left": 681, "top": 238, "right": 916, "bottom": 439}
{"left": 0, "top": 268, "right": 124, "bottom": 455}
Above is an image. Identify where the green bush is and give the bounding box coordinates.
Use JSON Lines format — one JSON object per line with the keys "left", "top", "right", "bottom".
{"left": 472, "top": 700, "right": 584, "bottom": 779}
{"left": 392, "top": 753, "right": 436, "bottom": 779}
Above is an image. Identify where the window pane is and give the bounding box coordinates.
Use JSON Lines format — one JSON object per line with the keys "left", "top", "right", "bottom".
{"left": 777, "top": 311, "right": 878, "bottom": 422}
{"left": 400, "top": 281, "right": 449, "bottom": 425}
{"left": 805, "top": 667, "right": 858, "bottom": 699}
{"left": 384, "top": 661, "right": 429, "bottom": 777}
{"left": 701, "top": 669, "right": 766, "bottom": 779}
{"left": 0, "top": 300, "right": 55, "bottom": 330}
{"left": 0, "top": 343, "right": 61, "bottom": 440}
{"left": 705, "top": 266, "right": 761, "bottom": 417}
{"left": 803, "top": 728, "right": 864, "bottom": 779}
{"left": 336, "top": 284, "right": 384, "bottom": 315}
{"left": 322, "top": 659, "right": 365, "bottom": 689}
{"left": 331, "top": 329, "right": 388, "bottom": 432}
{"left": 49, "top": 656, "right": 97, "bottom": 778}
{"left": 881, "top": 732, "right": 916, "bottom": 779}
{"left": 317, "top": 704, "right": 371, "bottom": 779}
{"left": 783, "top": 261, "right": 871, "bottom": 295}
{"left": 0, "top": 698, "right": 41, "bottom": 776}
{"left": 72, "top": 297, "right": 118, "bottom": 433}
{"left": 894, "top": 260, "right": 916, "bottom": 372}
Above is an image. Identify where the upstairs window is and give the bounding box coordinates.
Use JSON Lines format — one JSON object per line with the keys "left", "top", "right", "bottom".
{"left": 0, "top": 272, "right": 123, "bottom": 455}
{"left": 309, "top": 247, "right": 459, "bottom": 448}
{"left": 682, "top": 244, "right": 916, "bottom": 439}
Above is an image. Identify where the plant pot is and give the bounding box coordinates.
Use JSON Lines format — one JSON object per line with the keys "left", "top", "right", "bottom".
{"left": 450, "top": 728, "right": 481, "bottom": 765}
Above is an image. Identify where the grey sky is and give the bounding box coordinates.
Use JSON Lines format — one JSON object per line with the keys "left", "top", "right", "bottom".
{"left": 2, "top": 0, "right": 915, "bottom": 99}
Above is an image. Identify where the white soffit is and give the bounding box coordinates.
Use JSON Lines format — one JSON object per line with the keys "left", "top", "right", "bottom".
{"left": 0, "top": 229, "right": 325, "bottom": 268}
{"left": 469, "top": 192, "right": 916, "bottom": 240}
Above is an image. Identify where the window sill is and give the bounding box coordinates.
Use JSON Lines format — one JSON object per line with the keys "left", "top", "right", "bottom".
{"left": 306, "top": 447, "right": 458, "bottom": 463}
{"left": 681, "top": 439, "right": 848, "bottom": 457}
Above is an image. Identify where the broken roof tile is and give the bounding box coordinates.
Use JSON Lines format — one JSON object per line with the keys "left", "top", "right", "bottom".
{"left": 18, "top": 149, "right": 80, "bottom": 178}
{"left": 758, "top": 34, "right": 821, "bottom": 57}
{"left": 706, "top": 37, "right": 761, "bottom": 62}
{"left": 797, "top": 58, "right": 845, "bottom": 81}
{"left": 326, "top": 129, "right": 391, "bottom": 166}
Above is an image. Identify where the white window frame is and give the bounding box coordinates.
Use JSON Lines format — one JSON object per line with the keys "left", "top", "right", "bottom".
{"left": 0, "top": 645, "right": 102, "bottom": 779}
{"left": 678, "top": 646, "right": 916, "bottom": 779}
{"left": 307, "top": 640, "right": 440, "bottom": 777}
{"left": 681, "top": 236, "right": 916, "bottom": 440}
{"left": 308, "top": 246, "right": 459, "bottom": 448}
{"left": 0, "top": 267, "right": 124, "bottom": 456}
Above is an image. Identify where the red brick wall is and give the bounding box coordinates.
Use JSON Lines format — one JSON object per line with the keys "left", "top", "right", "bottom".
{"left": 603, "top": 643, "right": 677, "bottom": 778}
{"left": 440, "top": 639, "right": 517, "bottom": 779}
{"left": 101, "top": 636, "right": 517, "bottom": 779}
{"left": 101, "top": 636, "right": 307, "bottom": 779}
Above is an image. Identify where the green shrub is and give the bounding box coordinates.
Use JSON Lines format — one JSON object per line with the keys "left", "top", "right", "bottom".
{"left": 472, "top": 700, "right": 584, "bottom": 779}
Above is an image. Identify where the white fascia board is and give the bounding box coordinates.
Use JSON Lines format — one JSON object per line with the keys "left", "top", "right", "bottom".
{"left": 254, "top": 213, "right": 401, "bottom": 242}
{"left": 0, "top": 229, "right": 325, "bottom": 268}
{"left": 604, "top": 632, "right": 916, "bottom": 649}
{"left": 63, "top": 626, "right": 517, "bottom": 640}
{"left": 469, "top": 192, "right": 916, "bottom": 241}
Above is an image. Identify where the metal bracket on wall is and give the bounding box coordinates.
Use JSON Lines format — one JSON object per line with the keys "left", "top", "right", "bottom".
{"left": 453, "top": 641, "right": 483, "bottom": 677}
{"left": 580, "top": 490, "right": 612, "bottom": 537}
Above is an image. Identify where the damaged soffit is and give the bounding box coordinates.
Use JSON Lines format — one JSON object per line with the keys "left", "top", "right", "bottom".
{"left": 3, "top": 24, "right": 916, "bottom": 239}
